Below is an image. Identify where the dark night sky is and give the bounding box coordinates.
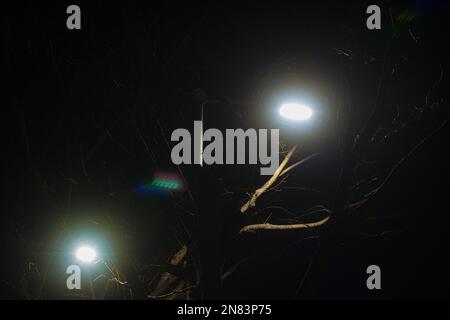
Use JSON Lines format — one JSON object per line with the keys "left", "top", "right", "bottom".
{"left": 2, "top": 1, "right": 450, "bottom": 299}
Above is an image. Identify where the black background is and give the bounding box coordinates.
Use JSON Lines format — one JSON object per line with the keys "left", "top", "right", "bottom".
{"left": 2, "top": 0, "right": 450, "bottom": 299}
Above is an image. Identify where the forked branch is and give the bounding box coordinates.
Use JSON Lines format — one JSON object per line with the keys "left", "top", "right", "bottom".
{"left": 240, "top": 146, "right": 317, "bottom": 213}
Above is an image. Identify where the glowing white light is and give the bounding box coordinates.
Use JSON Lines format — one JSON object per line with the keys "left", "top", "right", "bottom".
{"left": 75, "top": 246, "right": 97, "bottom": 263}
{"left": 279, "top": 103, "right": 313, "bottom": 121}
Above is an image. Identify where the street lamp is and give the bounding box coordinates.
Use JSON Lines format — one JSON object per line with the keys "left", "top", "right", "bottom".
{"left": 279, "top": 102, "right": 313, "bottom": 121}
{"left": 75, "top": 245, "right": 98, "bottom": 264}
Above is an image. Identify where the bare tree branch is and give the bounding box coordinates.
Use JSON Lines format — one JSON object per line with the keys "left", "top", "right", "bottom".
{"left": 147, "top": 283, "right": 195, "bottom": 300}
{"left": 240, "top": 145, "right": 297, "bottom": 213}
{"left": 240, "top": 146, "right": 317, "bottom": 213}
{"left": 239, "top": 217, "right": 329, "bottom": 234}
{"left": 347, "top": 116, "right": 450, "bottom": 214}
{"left": 151, "top": 245, "right": 187, "bottom": 296}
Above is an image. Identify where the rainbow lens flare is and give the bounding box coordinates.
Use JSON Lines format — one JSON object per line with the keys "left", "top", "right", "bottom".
{"left": 136, "top": 172, "right": 184, "bottom": 196}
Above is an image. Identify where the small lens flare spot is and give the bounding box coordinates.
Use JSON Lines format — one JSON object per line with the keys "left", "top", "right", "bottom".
{"left": 75, "top": 246, "right": 97, "bottom": 263}
{"left": 396, "top": 9, "right": 418, "bottom": 23}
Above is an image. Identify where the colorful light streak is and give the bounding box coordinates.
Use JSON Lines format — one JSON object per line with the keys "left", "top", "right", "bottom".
{"left": 135, "top": 172, "right": 184, "bottom": 196}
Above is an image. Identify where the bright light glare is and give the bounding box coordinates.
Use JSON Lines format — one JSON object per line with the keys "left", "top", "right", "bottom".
{"left": 75, "top": 245, "right": 97, "bottom": 263}
{"left": 279, "top": 103, "right": 313, "bottom": 121}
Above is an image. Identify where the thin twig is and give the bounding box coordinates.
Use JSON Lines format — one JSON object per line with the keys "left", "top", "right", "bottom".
{"left": 147, "top": 285, "right": 196, "bottom": 299}
{"left": 348, "top": 116, "right": 450, "bottom": 213}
